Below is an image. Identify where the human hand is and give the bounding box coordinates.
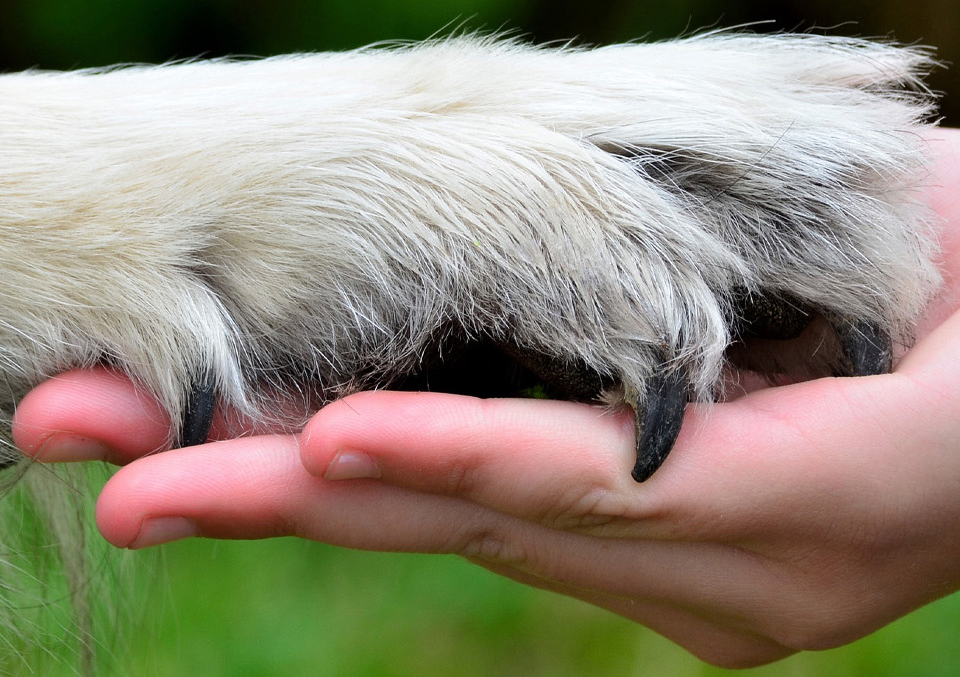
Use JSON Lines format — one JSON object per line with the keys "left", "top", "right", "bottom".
{"left": 12, "top": 128, "right": 960, "bottom": 668}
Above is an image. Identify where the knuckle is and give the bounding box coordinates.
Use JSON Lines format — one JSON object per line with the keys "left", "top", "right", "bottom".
{"left": 457, "top": 524, "right": 527, "bottom": 566}
{"left": 548, "top": 485, "right": 627, "bottom": 530}
{"left": 444, "top": 454, "right": 480, "bottom": 497}
{"left": 547, "top": 482, "right": 668, "bottom": 536}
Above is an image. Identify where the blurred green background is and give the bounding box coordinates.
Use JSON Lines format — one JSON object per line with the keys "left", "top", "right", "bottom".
{"left": 1, "top": 0, "right": 958, "bottom": 121}
{"left": 3, "top": 0, "right": 960, "bottom": 675}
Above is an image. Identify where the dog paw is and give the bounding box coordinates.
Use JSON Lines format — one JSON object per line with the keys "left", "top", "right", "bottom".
{"left": 0, "top": 34, "right": 941, "bottom": 482}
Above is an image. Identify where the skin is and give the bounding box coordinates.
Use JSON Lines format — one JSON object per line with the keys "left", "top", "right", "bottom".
{"left": 11, "top": 128, "right": 960, "bottom": 669}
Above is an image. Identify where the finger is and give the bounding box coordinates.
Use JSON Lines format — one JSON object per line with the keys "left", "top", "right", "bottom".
{"left": 300, "top": 378, "right": 942, "bottom": 547}
{"left": 12, "top": 368, "right": 262, "bottom": 464}
{"left": 12, "top": 368, "right": 172, "bottom": 464}
{"left": 95, "top": 432, "right": 516, "bottom": 553}
{"left": 295, "top": 390, "right": 772, "bottom": 540}
{"left": 299, "top": 391, "right": 661, "bottom": 530}
{"left": 97, "top": 434, "right": 305, "bottom": 546}
{"left": 298, "top": 386, "right": 838, "bottom": 542}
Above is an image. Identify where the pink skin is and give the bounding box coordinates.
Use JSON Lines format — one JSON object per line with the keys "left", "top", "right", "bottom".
{"left": 11, "top": 129, "right": 960, "bottom": 668}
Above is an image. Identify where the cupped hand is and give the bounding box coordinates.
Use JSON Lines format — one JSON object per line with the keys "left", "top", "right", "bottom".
{"left": 11, "top": 129, "right": 960, "bottom": 668}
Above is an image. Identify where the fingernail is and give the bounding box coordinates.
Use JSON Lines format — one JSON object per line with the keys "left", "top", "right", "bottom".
{"left": 34, "top": 433, "right": 113, "bottom": 463}
{"left": 324, "top": 450, "right": 381, "bottom": 480}
{"left": 130, "top": 517, "right": 198, "bottom": 549}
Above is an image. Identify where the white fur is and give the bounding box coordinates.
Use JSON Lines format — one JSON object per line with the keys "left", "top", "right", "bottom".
{"left": 0, "top": 32, "right": 942, "bottom": 669}
{"left": 0, "top": 33, "right": 941, "bottom": 434}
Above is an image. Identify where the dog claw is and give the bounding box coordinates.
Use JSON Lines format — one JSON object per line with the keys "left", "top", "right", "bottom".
{"left": 178, "top": 378, "right": 216, "bottom": 447}
{"left": 833, "top": 319, "right": 892, "bottom": 376}
{"left": 626, "top": 368, "right": 688, "bottom": 482}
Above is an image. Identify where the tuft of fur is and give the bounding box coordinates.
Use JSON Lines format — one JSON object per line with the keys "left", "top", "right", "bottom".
{"left": 0, "top": 32, "right": 943, "bottom": 668}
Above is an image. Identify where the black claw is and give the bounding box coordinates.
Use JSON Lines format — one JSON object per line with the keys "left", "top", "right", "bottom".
{"left": 629, "top": 368, "right": 688, "bottom": 482}
{"left": 178, "top": 378, "right": 216, "bottom": 448}
{"left": 832, "top": 319, "right": 892, "bottom": 376}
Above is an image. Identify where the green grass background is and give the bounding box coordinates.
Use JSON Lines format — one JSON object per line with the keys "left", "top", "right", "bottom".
{"left": 114, "top": 538, "right": 960, "bottom": 676}
{"left": 3, "top": 0, "right": 960, "bottom": 674}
